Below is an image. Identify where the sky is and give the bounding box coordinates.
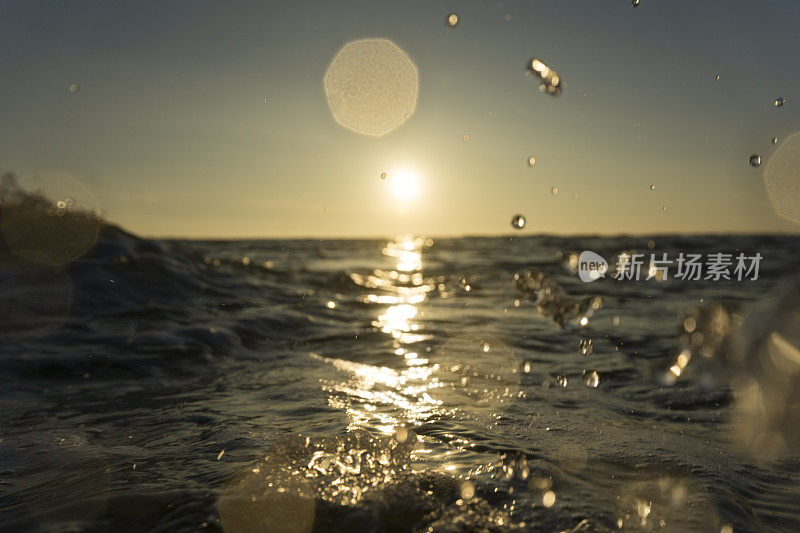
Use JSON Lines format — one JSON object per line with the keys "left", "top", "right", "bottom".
{"left": 1, "top": 0, "right": 799, "bottom": 238}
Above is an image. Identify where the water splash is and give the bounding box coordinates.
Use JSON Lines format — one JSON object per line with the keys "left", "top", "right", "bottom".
{"left": 526, "top": 58, "right": 563, "bottom": 96}
{"left": 514, "top": 268, "right": 603, "bottom": 328}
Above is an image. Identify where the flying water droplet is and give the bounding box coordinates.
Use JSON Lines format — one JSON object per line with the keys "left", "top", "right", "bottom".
{"left": 68, "top": 83, "right": 79, "bottom": 93}
{"left": 528, "top": 156, "right": 536, "bottom": 167}
{"left": 510, "top": 214, "right": 526, "bottom": 230}
{"left": 526, "top": 58, "right": 562, "bottom": 96}
{"left": 771, "top": 137, "right": 779, "bottom": 144}
{"left": 460, "top": 480, "right": 475, "bottom": 499}
{"left": 551, "top": 186, "right": 559, "bottom": 196}
{"left": 462, "top": 134, "right": 470, "bottom": 142}
{"left": 542, "top": 490, "right": 556, "bottom": 507}
{"left": 631, "top": 0, "right": 640, "bottom": 6}
{"left": 583, "top": 370, "right": 600, "bottom": 388}
{"left": 380, "top": 172, "right": 387, "bottom": 179}
{"left": 774, "top": 97, "right": 786, "bottom": 108}
{"left": 650, "top": 184, "right": 655, "bottom": 191}
{"left": 446, "top": 12, "right": 459, "bottom": 28}
{"left": 556, "top": 375, "right": 568, "bottom": 387}
{"left": 579, "top": 338, "right": 593, "bottom": 356}
{"left": 749, "top": 154, "right": 762, "bottom": 167}
{"left": 714, "top": 74, "right": 720, "bottom": 81}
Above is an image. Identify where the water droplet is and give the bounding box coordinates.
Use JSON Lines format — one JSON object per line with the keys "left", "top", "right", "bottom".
{"left": 526, "top": 58, "right": 562, "bottom": 96}
{"left": 650, "top": 184, "right": 655, "bottom": 191}
{"left": 56, "top": 200, "right": 67, "bottom": 209}
{"left": 264, "top": 97, "right": 268, "bottom": 104}
{"left": 446, "top": 12, "right": 459, "bottom": 28}
{"left": 579, "top": 338, "right": 593, "bottom": 356}
{"left": 556, "top": 375, "right": 568, "bottom": 387}
{"left": 395, "top": 427, "right": 408, "bottom": 443}
{"left": 583, "top": 370, "right": 600, "bottom": 388}
{"left": 460, "top": 480, "right": 475, "bottom": 499}
{"left": 749, "top": 154, "right": 762, "bottom": 167}
{"left": 542, "top": 490, "right": 556, "bottom": 507}
{"left": 462, "top": 134, "right": 470, "bottom": 142}
{"left": 551, "top": 186, "right": 559, "bottom": 196}
{"left": 528, "top": 156, "right": 536, "bottom": 167}
{"left": 380, "top": 172, "right": 387, "bottom": 179}
{"left": 771, "top": 137, "right": 779, "bottom": 144}
{"left": 714, "top": 74, "right": 720, "bottom": 81}
{"left": 68, "top": 83, "right": 79, "bottom": 93}
{"left": 631, "top": 0, "right": 640, "bottom": 6}
{"left": 510, "top": 214, "right": 526, "bottom": 230}
{"left": 774, "top": 97, "right": 786, "bottom": 108}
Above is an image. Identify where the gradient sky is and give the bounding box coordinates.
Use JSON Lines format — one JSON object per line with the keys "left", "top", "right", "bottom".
{"left": 1, "top": 0, "right": 799, "bottom": 238}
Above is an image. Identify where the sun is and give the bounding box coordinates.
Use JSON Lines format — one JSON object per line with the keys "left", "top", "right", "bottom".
{"left": 391, "top": 169, "right": 420, "bottom": 200}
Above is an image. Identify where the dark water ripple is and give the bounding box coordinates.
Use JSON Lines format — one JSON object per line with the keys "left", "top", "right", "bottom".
{"left": 1, "top": 227, "right": 799, "bottom": 531}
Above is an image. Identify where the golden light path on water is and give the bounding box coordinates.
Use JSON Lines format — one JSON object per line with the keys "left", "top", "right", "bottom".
{"left": 315, "top": 235, "right": 522, "bottom": 480}
{"left": 320, "top": 236, "right": 441, "bottom": 437}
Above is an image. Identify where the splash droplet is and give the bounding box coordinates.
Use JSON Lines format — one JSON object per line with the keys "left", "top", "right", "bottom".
{"left": 631, "top": 0, "right": 640, "bottom": 6}
{"left": 579, "top": 338, "right": 593, "bottom": 356}
{"left": 68, "top": 83, "right": 79, "bottom": 93}
{"left": 528, "top": 156, "right": 536, "bottom": 167}
{"left": 395, "top": 427, "right": 408, "bottom": 443}
{"left": 749, "top": 154, "right": 762, "bottom": 167}
{"left": 460, "top": 481, "right": 475, "bottom": 499}
{"left": 542, "top": 490, "right": 556, "bottom": 507}
{"left": 771, "top": 137, "right": 779, "bottom": 144}
{"left": 583, "top": 370, "right": 600, "bottom": 388}
{"left": 380, "top": 172, "right": 387, "bottom": 179}
{"left": 526, "top": 58, "right": 562, "bottom": 97}
{"left": 556, "top": 375, "right": 568, "bottom": 387}
{"left": 551, "top": 186, "right": 559, "bottom": 196}
{"left": 446, "top": 12, "right": 459, "bottom": 28}
{"left": 714, "top": 74, "right": 720, "bottom": 81}
{"left": 510, "top": 214, "right": 526, "bottom": 230}
{"left": 462, "top": 134, "right": 470, "bottom": 142}
{"left": 774, "top": 97, "right": 786, "bottom": 108}
{"left": 650, "top": 184, "right": 655, "bottom": 191}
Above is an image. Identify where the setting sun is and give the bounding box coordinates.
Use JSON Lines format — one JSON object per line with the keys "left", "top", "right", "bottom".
{"left": 390, "top": 169, "right": 420, "bottom": 200}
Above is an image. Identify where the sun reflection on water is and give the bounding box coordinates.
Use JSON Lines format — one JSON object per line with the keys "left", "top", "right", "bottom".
{"left": 318, "top": 236, "right": 440, "bottom": 434}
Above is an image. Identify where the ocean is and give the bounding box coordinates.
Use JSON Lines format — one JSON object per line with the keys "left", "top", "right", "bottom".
{"left": 1, "top": 226, "right": 799, "bottom": 532}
